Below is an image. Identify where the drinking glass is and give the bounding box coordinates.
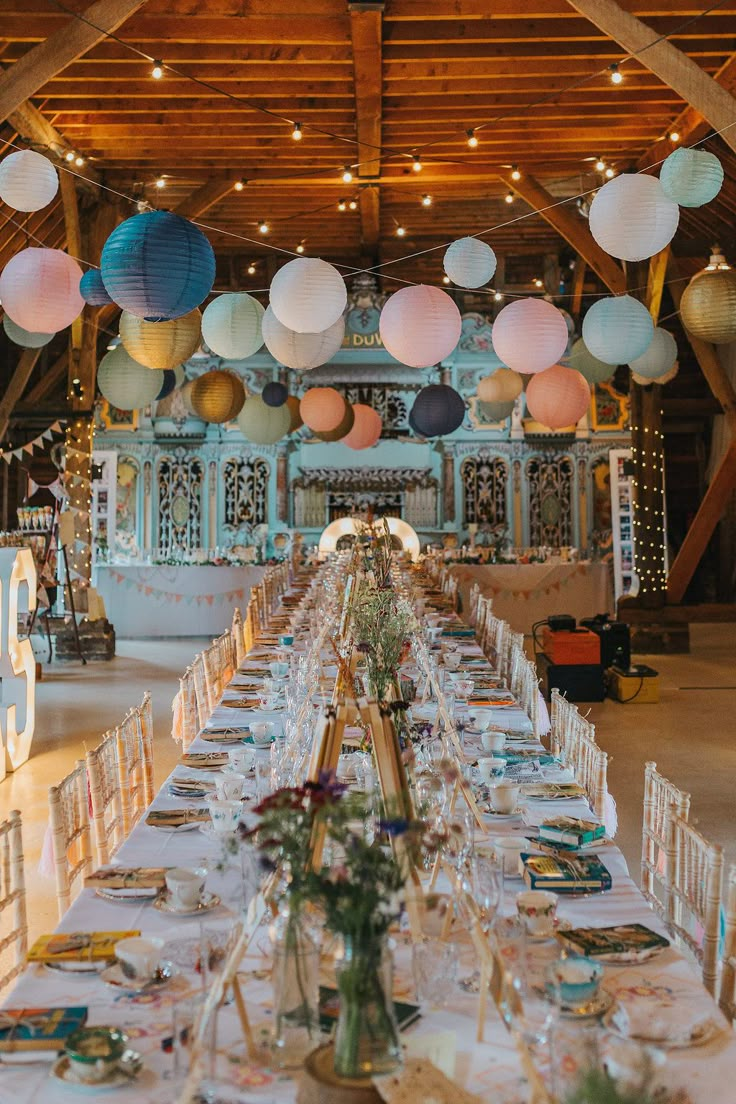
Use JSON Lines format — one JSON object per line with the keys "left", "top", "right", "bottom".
{"left": 171, "top": 993, "right": 206, "bottom": 1089}
{"left": 444, "top": 808, "right": 475, "bottom": 871}
{"left": 471, "top": 854, "right": 501, "bottom": 932}
{"left": 255, "top": 759, "right": 272, "bottom": 801}
{"left": 412, "top": 939, "right": 458, "bottom": 1007}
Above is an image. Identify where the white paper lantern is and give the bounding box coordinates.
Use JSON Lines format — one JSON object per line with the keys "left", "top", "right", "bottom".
{"left": 269, "top": 257, "right": 346, "bottom": 334}
{"left": 97, "top": 345, "right": 164, "bottom": 410}
{"left": 589, "top": 173, "right": 679, "bottom": 262}
{"left": 477, "top": 368, "right": 522, "bottom": 403}
{"left": 443, "top": 237, "right": 497, "bottom": 288}
{"left": 201, "top": 292, "right": 265, "bottom": 359}
{"left": 379, "top": 285, "right": 462, "bottom": 368}
{"left": 582, "top": 295, "right": 654, "bottom": 365}
{"left": 262, "top": 306, "right": 344, "bottom": 370}
{"left": 491, "top": 298, "right": 568, "bottom": 374}
{"left": 0, "top": 150, "right": 58, "bottom": 212}
{"left": 2, "top": 315, "right": 54, "bottom": 348}
{"left": 660, "top": 148, "right": 724, "bottom": 208}
{"left": 567, "top": 337, "right": 615, "bottom": 385}
{"left": 628, "top": 326, "right": 677, "bottom": 379}
{"left": 0, "top": 247, "right": 84, "bottom": 332}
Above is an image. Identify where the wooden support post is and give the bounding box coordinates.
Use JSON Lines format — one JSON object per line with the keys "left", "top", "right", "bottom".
{"left": 570, "top": 258, "right": 587, "bottom": 318}
{"left": 668, "top": 444, "right": 736, "bottom": 603}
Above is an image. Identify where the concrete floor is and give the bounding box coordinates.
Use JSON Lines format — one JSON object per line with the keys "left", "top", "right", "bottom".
{"left": 1, "top": 626, "right": 735, "bottom": 945}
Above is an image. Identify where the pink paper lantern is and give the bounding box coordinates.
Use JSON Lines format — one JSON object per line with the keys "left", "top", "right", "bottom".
{"left": 526, "top": 364, "right": 590, "bottom": 429}
{"left": 491, "top": 298, "right": 568, "bottom": 374}
{"left": 342, "top": 404, "right": 382, "bottom": 450}
{"left": 300, "top": 387, "right": 346, "bottom": 432}
{"left": 379, "top": 285, "right": 461, "bottom": 368}
{"left": 0, "top": 247, "right": 84, "bottom": 332}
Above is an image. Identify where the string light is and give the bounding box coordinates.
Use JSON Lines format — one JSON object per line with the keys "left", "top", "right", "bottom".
{"left": 669, "top": 130, "right": 680, "bottom": 143}
{"left": 494, "top": 291, "right": 503, "bottom": 302}
{"left": 421, "top": 194, "right": 433, "bottom": 207}
{"left": 609, "top": 63, "right": 623, "bottom": 85}
{"left": 337, "top": 199, "right": 347, "bottom": 211}
{"left": 594, "top": 157, "right": 606, "bottom": 172}
{"left": 234, "top": 179, "right": 245, "bottom": 191}
{"left": 341, "top": 166, "right": 353, "bottom": 184}
{"left": 295, "top": 242, "right": 305, "bottom": 254}
{"left": 75, "top": 156, "right": 85, "bottom": 167}
{"left": 511, "top": 165, "right": 521, "bottom": 181}
{"left": 442, "top": 275, "right": 451, "bottom": 284}
{"left": 247, "top": 263, "right": 256, "bottom": 275}
{"left": 466, "top": 128, "right": 479, "bottom": 148}
{"left": 604, "top": 166, "right": 615, "bottom": 178}
{"left": 534, "top": 278, "right": 543, "bottom": 288}
{"left": 504, "top": 191, "right": 514, "bottom": 204}
{"left": 292, "top": 121, "right": 303, "bottom": 141}
{"left": 258, "top": 220, "right": 269, "bottom": 234}
{"left": 348, "top": 199, "right": 358, "bottom": 210}
{"left": 64, "top": 151, "right": 75, "bottom": 163}
{"left": 412, "top": 155, "right": 423, "bottom": 173}
{"left": 151, "top": 60, "right": 164, "bottom": 79}
{"left": 396, "top": 225, "right": 407, "bottom": 237}
{"left": 155, "top": 176, "right": 166, "bottom": 188}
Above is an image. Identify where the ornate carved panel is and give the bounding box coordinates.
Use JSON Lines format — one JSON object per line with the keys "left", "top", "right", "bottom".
{"left": 527, "top": 454, "right": 574, "bottom": 547}
{"left": 115, "top": 455, "right": 140, "bottom": 558}
{"left": 222, "top": 456, "right": 269, "bottom": 529}
{"left": 291, "top": 468, "right": 437, "bottom": 528}
{"left": 343, "top": 386, "right": 408, "bottom": 434}
{"left": 157, "top": 452, "right": 204, "bottom": 552}
{"left": 461, "top": 454, "right": 509, "bottom": 526}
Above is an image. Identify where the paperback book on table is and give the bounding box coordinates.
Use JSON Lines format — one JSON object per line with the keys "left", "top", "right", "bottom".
{"left": 0, "top": 1008, "right": 88, "bottom": 1052}
{"left": 520, "top": 852, "right": 612, "bottom": 893}
{"left": 538, "top": 816, "right": 606, "bottom": 847}
{"left": 27, "top": 931, "right": 140, "bottom": 963}
{"left": 557, "top": 923, "right": 670, "bottom": 960}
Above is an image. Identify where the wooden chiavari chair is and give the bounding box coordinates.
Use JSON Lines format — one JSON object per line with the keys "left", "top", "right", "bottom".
{"left": 172, "top": 664, "right": 198, "bottom": 749}
{"left": 116, "top": 692, "right": 154, "bottom": 836}
{"left": 468, "top": 581, "right": 481, "bottom": 626}
{"left": 86, "top": 729, "right": 125, "bottom": 867}
{"left": 0, "top": 811, "right": 27, "bottom": 992}
{"left": 192, "top": 652, "right": 210, "bottom": 730}
{"left": 502, "top": 629, "right": 523, "bottom": 686}
{"left": 231, "top": 606, "right": 246, "bottom": 667}
{"left": 139, "top": 690, "right": 155, "bottom": 808}
{"left": 718, "top": 864, "right": 736, "bottom": 1022}
{"left": 664, "top": 807, "right": 723, "bottom": 996}
{"left": 48, "top": 762, "right": 92, "bottom": 920}
{"left": 641, "top": 761, "right": 691, "bottom": 918}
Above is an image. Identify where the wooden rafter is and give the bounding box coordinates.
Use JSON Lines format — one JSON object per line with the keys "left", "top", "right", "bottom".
{"left": 0, "top": 349, "right": 42, "bottom": 442}
{"left": 566, "top": 0, "right": 736, "bottom": 157}
{"left": 497, "top": 170, "right": 626, "bottom": 294}
{"left": 174, "top": 176, "right": 238, "bottom": 220}
{"left": 0, "top": 0, "right": 146, "bottom": 127}
{"left": 350, "top": 2, "right": 384, "bottom": 260}
{"left": 359, "top": 184, "right": 381, "bottom": 257}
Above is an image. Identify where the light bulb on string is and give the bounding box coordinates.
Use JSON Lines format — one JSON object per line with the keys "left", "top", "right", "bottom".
{"left": 75, "top": 156, "right": 85, "bottom": 167}
{"left": 396, "top": 225, "right": 407, "bottom": 237}
{"left": 466, "top": 128, "right": 479, "bottom": 148}
{"left": 604, "top": 166, "right": 615, "bottom": 178}
{"left": 534, "top": 278, "right": 543, "bottom": 288}
{"left": 421, "top": 194, "right": 432, "bottom": 207}
{"left": 348, "top": 199, "right": 358, "bottom": 210}
{"left": 258, "top": 220, "right": 269, "bottom": 235}
{"left": 65, "top": 151, "right": 75, "bottom": 163}
{"left": 442, "top": 275, "right": 451, "bottom": 285}
{"left": 155, "top": 176, "right": 166, "bottom": 189}
{"left": 504, "top": 191, "right": 514, "bottom": 204}
{"left": 511, "top": 165, "right": 521, "bottom": 181}
{"left": 494, "top": 291, "right": 503, "bottom": 302}
{"left": 337, "top": 199, "right": 347, "bottom": 211}
{"left": 292, "top": 121, "right": 303, "bottom": 141}
{"left": 610, "top": 63, "right": 623, "bottom": 85}
{"left": 669, "top": 130, "right": 680, "bottom": 143}
{"left": 296, "top": 242, "right": 305, "bottom": 254}
{"left": 412, "top": 155, "right": 423, "bottom": 173}
{"left": 151, "top": 60, "right": 164, "bottom": 79}
{"left": 594, "top": 157, "right": 606, "bottom": 172}
{"left": 234, "top": 179, "right": 245, "bottom": 191}
{"left": 342, "top": 166, "right": 353, "bottom": 184}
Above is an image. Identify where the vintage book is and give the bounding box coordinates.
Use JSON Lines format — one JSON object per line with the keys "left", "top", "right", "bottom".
{"left": 318, "top": 987, "right": 420, "bottom": 1036}
{"left": 27, "top": 932, "right": 139, "bottom": 963}
{"left": 0, "top": 1008, "right": 88, "bottom": 1052}
{"left": 520, "top": 852, "right": 612, "bottom": 893}
{"left": 178, "top": 752, "right": 230, "bottom": 768}
{"left": 557, "top": 923, "right": 670, "bottom": 962}
{"left": 83, "top": 867, "right": 168, "bottom": 890}
{"left": 538, "top": 816, "right": 606, "bottom": 847}
{"left": 441, "top": 628, "right": 475, "bottom": 638}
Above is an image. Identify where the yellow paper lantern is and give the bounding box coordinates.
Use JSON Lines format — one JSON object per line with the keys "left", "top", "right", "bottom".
{"left": 314, "top": 403, "right": 355, "bottom": 441}
{"left": 680, "top": 253, "right": 736, "bottom": 345}
{"left": 477, "top": 368, "right": 523, "bottom": 403}
{"left": 119, "top": 308, "right": 202, "bottom": 370}
{"left": 190, "top": 370, "right": 245, "bottom": 423}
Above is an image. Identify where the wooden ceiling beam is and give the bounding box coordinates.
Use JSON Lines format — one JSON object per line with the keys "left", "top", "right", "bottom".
{"left": 566, "top": 0, "right": 736, "bottom": 157}
{"left": 22, "top": 353, "right": 68, "bottom": 406}
{"left": 174, "top": 176, "right": 238, "bottom": 219}
{"left": 350, "top": 1, "right": 383, "bottom": 185}
{"left": 0, "top": 348, "right": 42, "bottom": 443}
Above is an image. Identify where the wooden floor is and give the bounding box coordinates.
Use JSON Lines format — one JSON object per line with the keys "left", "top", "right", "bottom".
{"left": 1, "top": 626, "right": 734, "bottom": 946}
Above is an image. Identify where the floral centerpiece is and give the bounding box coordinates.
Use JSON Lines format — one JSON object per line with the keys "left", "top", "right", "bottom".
{"left": 351, "top": 587, "right": 417, "bottom": 702}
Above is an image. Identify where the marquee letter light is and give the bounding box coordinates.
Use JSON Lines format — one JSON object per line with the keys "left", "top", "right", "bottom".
{"left": 0, "top": 548, "right": 37, "bottom": 771}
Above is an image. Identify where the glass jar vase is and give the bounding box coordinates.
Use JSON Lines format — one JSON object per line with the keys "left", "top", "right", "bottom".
{"left": 270, "top": 899, "right": 321, "bottom": 1068}
{"left": 333, "top": 932, "right": 401, "bottom": 1079}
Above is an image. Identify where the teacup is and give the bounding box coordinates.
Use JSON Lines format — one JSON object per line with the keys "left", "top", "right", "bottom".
{"left": 488, "top": 781, "right": 520, "bottom": 814}
{"left": 207, "top": 797, "right": 243, "bottom": 834}
{"left": 228, "top": 747, "right": 255, "bottom": 772}
{"left": 444, "top": 653, "right": 462, "bottom": 671}
{"left": 451, "top": 677, "right": 474, "bottom": 699}
{"left": 516, "top": 889, "right": 558, "bottom": 937}
{"left": 269, "top": 661, "right": 289, "bottom": 679}
{"left": 65, "top": 1027, "right": 128, "bottom": 1084}
{"left": 251, "top": 721, "right": 274, "bottom": 746}
{"left": 493, "top": 837, "right": 526, "bottom": 876}
{"left": 258, "top": 693, "right": 279, "bottom": 711}
{"left": 545, "top": 954, "right": 602, "bottom": 1005}
{"left": 114, "top": 936, "right": 163, "bottom": 983}
{"left": 165, "top": 867, "right": 205, "bottom": 910}
{"left": 478, "top": 756, "right": 506, "bottom": 784}
{"left": 279, "top": 634, "right": 294, "bottom": 647}
{"left": 427, "top": 626, "right": 443, "bottom": 644}
{"left": 215, "top": 774, "right": 245, "bottom": 800}
{"left": 481, "top": 731, "right": 506, "bottom": 753}
{"left": 472, "top": 709, "right": 494, "bottom": 731}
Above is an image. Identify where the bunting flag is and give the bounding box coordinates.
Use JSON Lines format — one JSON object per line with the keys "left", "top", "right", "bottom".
{"left": 482, "top": 563, "right": 588, "bottom": 601}
{"left": 0, "top": 420, "right": 63, "bottom": 465}
{"left": 107, "top": 571, "right": 249, "bottom": 607}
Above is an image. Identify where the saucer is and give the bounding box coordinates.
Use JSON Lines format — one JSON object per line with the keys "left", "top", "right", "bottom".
{"left": 480, "top": 806, "right": 522, "bottom": 820}
{"left": 557, "top": 988, "right": 614, "bottom": 1019}
{"left": 198, "top": 821, "right": 240, "bottom": 840}
{"left": 101, "top": 961, "right": 174, "bottom": 993}
{"left": 50, "top": 1052, "right": 142, "bottom": 1094}
{"left": 526, "top": 917, "right": 572, "bottom": 943}
{"left": 45, "top": 959, "right": 109, "bottom": 976}
{"left": 94, "top": 885, "right": 159, "bottom": 904}
{"left": 153, "top": 890, "right": 221, "bottom": 916}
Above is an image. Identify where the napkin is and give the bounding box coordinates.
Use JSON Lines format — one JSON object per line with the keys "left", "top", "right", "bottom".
{"left": 84, "top": 867, "right": 167, "bottom": 889}
{"left": 146, "top": 808, "right": 210, "bottom": 827}
{"left": 169, "top": 776, "right": 216, "bottom": 793}
{"left": 609, "top": 993, "right": 720, "bottom": 1046}
{"left": 178, "top": 752, "right": 229, "bottom": 769}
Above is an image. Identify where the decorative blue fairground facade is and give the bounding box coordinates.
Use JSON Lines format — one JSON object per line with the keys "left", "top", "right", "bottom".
{"left": 92, "top": 276, "right": 631, "bottom": 563}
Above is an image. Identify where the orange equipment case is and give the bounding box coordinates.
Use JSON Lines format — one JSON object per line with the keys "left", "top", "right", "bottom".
{"left": 539, "top": 627, "right": 601, "bottom": 666}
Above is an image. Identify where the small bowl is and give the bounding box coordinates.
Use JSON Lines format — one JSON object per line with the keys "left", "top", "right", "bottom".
{"left": 545, "top": 954, "right": 602, "bottom": 1005}
{"left": 65, "top": 1027, "right": 128, "bottom": 1084}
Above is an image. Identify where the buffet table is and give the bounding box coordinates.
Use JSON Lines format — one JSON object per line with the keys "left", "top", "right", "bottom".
{"left": 449, "top": 561, "right": 614, "bottom": 635}
{"left": 94, "top": 564, "right": 267, "bottom": 637}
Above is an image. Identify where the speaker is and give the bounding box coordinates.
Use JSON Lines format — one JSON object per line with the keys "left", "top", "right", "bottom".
{"left": 537, "top": 653, "right": 606, "bottom": 703}
{"left": 580, "top": 617, "right": 631, "bottom": 669}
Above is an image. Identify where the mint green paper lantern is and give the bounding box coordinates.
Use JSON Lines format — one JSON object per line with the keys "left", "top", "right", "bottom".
{"left": 660, "top": 148, "right": 724, "bottom": 208}
{"left": 568, "top": 337, "right": 615, "bottom": 385}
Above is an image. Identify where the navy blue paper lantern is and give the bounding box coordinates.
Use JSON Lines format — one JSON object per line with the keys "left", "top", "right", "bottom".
{"left": 100, "top": 210, "right": 215, "bottom": 322}
{"left": 262, "top": 381, "right": 288, "bottom": 408}
{"left": 411, "top": 384, "right": 465, "bottom": 437}
{"left": 156, "top": 369, "right": 177, "bottom": 400}
{"left": 80, "top": 268, "right": 113, "bottom": 306}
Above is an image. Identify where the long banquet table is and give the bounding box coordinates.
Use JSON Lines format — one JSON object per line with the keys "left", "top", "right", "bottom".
{"left": 2, "top": 579, "right": 733, "bottom": 1103}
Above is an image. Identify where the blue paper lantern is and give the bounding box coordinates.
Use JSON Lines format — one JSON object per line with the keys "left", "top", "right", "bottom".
{"left": 156, "top": 369, "right": 177, "bottom": 400}
{"left": 100, "top": 210, "right": 215, "bottom": 322}
{"left": 262, "top": 381, "right": 288, "bottom": 407}
{"left": 582, "top": 295, "right": 653, "bottom": 366}
{"left": 411, "top": 384, "right": 465, "bottom": 437}
{"left": 79, "top": 268, "right": 113, "bottom": 306}
{"left": 660, "top": 148, "right": 724, "bottom": 208}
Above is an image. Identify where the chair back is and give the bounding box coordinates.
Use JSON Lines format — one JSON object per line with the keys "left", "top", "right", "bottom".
{"left": 191, "top": 652, "right": 210, "bottom": 730}
{"left": 173, "top": 665, "right": 199, "bottom": 749}
{"left": 231, "top": 606, "right": 246, "bottom": 666}
{"left": 116, "top": 693, "right": 153, "bottom": 836}
{"left": 719, "top": 863, "right": 736, "bottom": 1022}
{"left": 641, "top": 761, "right": 691, "bottom": 917}
{"left": 664, "top": 807, "right": 723, "bottom": 995}
{"left": 48, "top": 762, "right": 92, "bottom": 920}
{"left": 0, "top": 810, "right": 27, "bottom": 992}
{"left": 86, "top": 729, "right": 124, "bottom": 867}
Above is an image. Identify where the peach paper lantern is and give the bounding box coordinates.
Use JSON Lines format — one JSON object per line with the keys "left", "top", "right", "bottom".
{"left": 477, "top": 368, "right": 523, "bottom": 404}
{"left": 342, "top": 404, "right": 382, "bottom": 450}
{"left": 526, "top": 364, "right": 590, "bottom": 429}
{"left": 269, "top": 257, "right": 346, "bottom": 334}
{"left": 379, "top": 285, "right": 462, "bottom": 368}
{"left": 491, "top": 298, "right": 568, "bottom": 375}
{"left": 300, "top": 387, "right": 346, "bottom": 433}
{"left": 0, "top": 247, "right": 84, "bottom": 332}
